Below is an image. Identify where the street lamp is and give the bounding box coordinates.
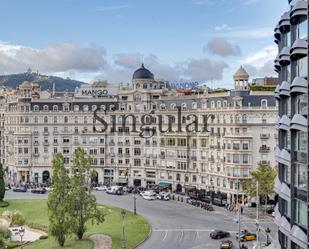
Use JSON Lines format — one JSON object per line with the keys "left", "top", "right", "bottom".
{"left": 18, "top": 226, "right": 25, "bottom": 248}
{"left": 133, "top": 193, "right": 137, "bottom": 215}
{"left": 209, "top": 178, "right": 214, "bottom": 204}
{"left": 121, "top": 209, "right": 126, "bottom": 249}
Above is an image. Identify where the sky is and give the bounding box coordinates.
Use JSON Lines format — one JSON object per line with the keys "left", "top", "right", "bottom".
{"left": 0, "top": 0, "right": 288, "bottom": 89}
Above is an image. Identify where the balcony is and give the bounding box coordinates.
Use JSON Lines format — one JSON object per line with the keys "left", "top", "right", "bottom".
{"left": 117, "top": 142, "right": 123, "bottom": 146}
{"left": 259, "top": 146, "right": 270, "bottom": 153}
{"left": 33, "top": 131, "right": 39, "bottom": 136}
{"left": 159, "top": 155, "right": 165, "bottom": 159}
{"left": 33, "top": 142, "right": 39, "bottom": 146}
{"left": 259, "top": 160, "right": 270, "bottom": 166}
{"left": 260, "top": 133, "right": 270, "bottom": 139}
{"left": 43, "top": 142, "right": 49, "bottom": 146}
{"left": 53, "top": 131, "right": 59, "bottom": 135}
{"left": 43, "top": 131, "right": 49, "bottom": 135}
{"left": 33, "top": 152, "right": 40, "bottom": 157}
{"left": 109, "top": 141, "right": 115, "bottom": 146}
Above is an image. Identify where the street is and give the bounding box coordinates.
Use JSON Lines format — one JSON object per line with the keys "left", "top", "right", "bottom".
{"left": 5, "top": 190, "right": 277, "bottom": 249}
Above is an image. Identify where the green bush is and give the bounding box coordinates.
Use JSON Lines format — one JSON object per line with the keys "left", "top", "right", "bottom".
{"left": 39, "top": 235, "right": 48, "bottom": 240}
{"left": 27, "top": 223, "right": 48, "bottom": 233}
{"left": 0, "top": 228, "right": 10, "bottom": 240}
{"left": 5, "top": 242, "right": 19, "bottom": 249}
{"left": 0, "top": 202, "right": 9, "bottom": 208}
{"left": 11, "top": 213, "right": 25, "bottom": 226}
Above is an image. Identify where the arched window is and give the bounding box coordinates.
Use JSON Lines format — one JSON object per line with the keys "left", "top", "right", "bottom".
{"left": 64, "top": 116, "right": 68, "bottom": 123}
{"left": 84, "top": 116, "right": 88, "bottom": 124}
{"left": 192, "top": 102, "right": 197, "bottom": 109}
{"left": 261, "top": 99, "right": 267, "bottom": 108}
{"left": 171, "top": 103, "right": 176, "bottom": 110}
{"left": 223, "top": 101, "right": 227, "bottom": 108}
{"left": 74, "top": 105, "right": 79, "bottom": 112}
{"left": 160, "top": 104, "right": 166, "bottom": 110}
{"left": 92, "top": 105, "right": 97, "bottom": 111}
{"left": 53, "top": 105, "right": 58, "bottom": 111}
{"left": 44, "top": 116, "right": 48, "bottom": 123}
{"left": 83, "top": 105, "right": 89, "bottom": 112}
{"left": 33, "top": 105, "right": 39, "bottom": 111}
{"left": 235, "top": 114, "right": 241, "bottom": 124}
{"left": 217, "top": 101, "right": 221, "bottom": 108}
{"left": 34, "top": 117, "right": 38, "bottom": 123}
{"left": 43, "top": 105, "right": 49, "bottom": 111}
{"left": 211, "top": 101, "right": 215, "bottom": 109}
{"left": 63, "top": 104, "right": 70, "bottom": 112}
{"left": 181, "top": 103, "right": 187, "bottom": 110}
{"left": 143, "top": 83, "right": 147, "bottom": 89}
{"left": 262, "top": 114, "right": 267, "bottom": 124}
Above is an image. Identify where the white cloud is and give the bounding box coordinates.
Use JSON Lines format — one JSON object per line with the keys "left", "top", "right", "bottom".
{"left": 87, "top": 5, "right": 128, "bottom": 12}
{"left": 114, "top": 53, "right": 143, "bottom": 70}
{"left": 214, "top": 24, "right": 232, "bottom": 31}
{"left": 206, "top": 37, "right": 241, "bottom": 57}
{"left": 240, "top": 45, "right": 276, "bottom": 67}
{"left": 0, "top": 42, "right": 106, "bottom": 74}
{"left": 191, "top": 0, "right": 210, "bottom": 5}
{"left": 244, "top": 60, "right": 276, "bottom": 77}
{"left": 214, "top": 26, "right": 273, "bottom": 39}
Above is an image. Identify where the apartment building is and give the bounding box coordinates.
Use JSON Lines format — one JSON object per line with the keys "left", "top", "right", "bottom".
{"left": 0, "top": 64, "right": 277, "bottom": 204}
{"left": 274, "top": 0, "right": 308, "bottom": 248}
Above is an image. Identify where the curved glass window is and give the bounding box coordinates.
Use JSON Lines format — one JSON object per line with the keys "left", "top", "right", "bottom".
{"left": 292, "top": 130, "right": 307, "bottom": 152}
{"left": 294, "top": 163, "right": 307, "bottom": 195}
{"left": 295, "top": 56, "right": 308, "bottom": 78}
{"left": 282, "top": 31, "right": 291, "bottom": 47}
{"left": 292, "top": 93, "right": 308, "bottom": 115}
{"left": 294, "top": 199, "right": 308, "bottom": 228}
{"left": 296, "top": 19, "right": 308, "bottom": 39}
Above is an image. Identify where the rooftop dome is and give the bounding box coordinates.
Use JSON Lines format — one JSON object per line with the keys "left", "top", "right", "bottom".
{"left": 133, "top": 64, "right": 154, "bottom": 80}
{"left": 233, "top": 66, "right": 249, "bottom": 80}
{"left": 19, "top": 81, "right": 32, "bottom": 89}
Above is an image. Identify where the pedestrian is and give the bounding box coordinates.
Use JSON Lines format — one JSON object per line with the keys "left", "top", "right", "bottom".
{"left": 241, "top": 206, "right": 243, "bottom": 214}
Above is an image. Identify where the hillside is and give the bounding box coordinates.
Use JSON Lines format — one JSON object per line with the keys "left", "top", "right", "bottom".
{"left": 0, "top": 70, "right": 85, "bottom": 92}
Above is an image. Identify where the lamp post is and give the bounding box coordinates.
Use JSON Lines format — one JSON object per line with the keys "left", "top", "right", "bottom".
{"left": 18, "top": 226, "right": 25, "bottom": 248}
{"left": 133, "top": 193, "right": 137, "bottom": 215}
{"left": 121, "top": 209, "right": 126, "bottom": 249}
{"left": 209, "top": 178, "right": 214, "bottom": 204}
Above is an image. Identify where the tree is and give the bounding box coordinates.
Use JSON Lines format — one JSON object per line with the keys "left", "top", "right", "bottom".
{"left": 68, "top": 148, "right": 104, "bottom": 240}
{"left": 242, "top": 163, "right": 277, "bottom": 212}
{"left": 47, "top": 153, "right": 71, "bottom": 246}
{"left": 0, "top": 163, "right": 5, "bottom": 201}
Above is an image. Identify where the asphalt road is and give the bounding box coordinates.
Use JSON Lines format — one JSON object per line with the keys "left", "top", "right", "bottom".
{"left": 5, "top": 190, "right": 277, "bottom": 249}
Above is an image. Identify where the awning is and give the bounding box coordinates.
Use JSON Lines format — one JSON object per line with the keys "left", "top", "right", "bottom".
{"left": 279, "top": 11, "right": 290, "bottom": 33}
{"left": 291, "top": 114, "right": 307, "bottom": 132}
{"left": 279, "top": 81, "right": 290, "bottom": 97}
{"left": 274, "top": 23, "right": 281, "bottom": 41}
{"left": 159, "top": 182, "right": 172, "bottom": 187}
{"left": 290, "top": 0, "right": 308, "bottom": 25}
{"left": 113, "top": 178, "right": 128, "bottom": 184}
{"left": 291, "top": 77, "right": 307, "bottom": 95}
{"left": 279, "top": 47, "right": 291, "bottom": 66}
{"left": 290, "top": 38, "right": 308, "bottom": 61}
{"left": 274, "top": 85, "right": 280, "bottom": 99}
{"left": 279, "top": 115, "right": 290, "bottom": 131}
{"left": 291, "top": 225, "right": 308, "bottom": 245}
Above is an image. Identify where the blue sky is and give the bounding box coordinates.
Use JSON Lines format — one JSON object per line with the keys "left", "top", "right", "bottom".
{"left": 0, "top": 0, "right": 287, "bottom": 88}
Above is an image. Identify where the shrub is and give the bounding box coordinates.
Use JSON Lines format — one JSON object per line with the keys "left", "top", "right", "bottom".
{"left": 27, "top": 223, "right": 48, "bottom": 233}
{"left": 5, "top": 242, "right": 19, "bottom": 249}
{"left": 0, "top": 202, "right": 9, "bottom": 208}
{"left": 11, "top": 213, "right": 25, "bottom": 226}
{"left": 0, "top": 227, "right": 10, "bottom": 240}
{"left": 39, "top": 235, "right": 48, "bottom": 240}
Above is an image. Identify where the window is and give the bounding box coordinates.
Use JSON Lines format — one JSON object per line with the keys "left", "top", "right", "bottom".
{"left": 261, "top": 99, "right": 267, "bottom": 108}
{"left": 43, "top": 105, "right": 49, "bottom": 111}
{"left": 33, "top": 105, "right": 39, "bottom": 111}
{"left": 64, "top": 117, "right": 68, "bottom": 123}
{"left": 294, "top": 199, "right": 307, "bottom": 228}
{"left": 242, "top": 114, "right": 247, "bottom": 123}
{"left": 44, "top": 116, "right": 48, "bottom": 123}
{"left": 243, "top": 154, "right": 249, "bottom": 164}
{"left": 53, "top": 105, "right": 58, "bottom": 111}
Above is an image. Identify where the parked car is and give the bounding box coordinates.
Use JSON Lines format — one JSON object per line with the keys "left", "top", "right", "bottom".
{"left": 31, "top": 188, "right": 47, "bottom": 194}
{"left": 157, "top": 192, "right": 171, "bottom": 201}
{"left": 13, "top": 187, "right": 27, "bottom": 192}
{"left": 239, "top": 232, "right": 257, "bottom": 242}
{"left": 142, "top": 191, "right": 157, "bottom": 200}
{"left": 94, "top": 186, "right": 107, "bottom": 191}
{"left": 210, "top": 230, "right": 230, "bottom": 239}
{"left": 106, "top": 186, "right": 123, "bottom": 195}
{"left": 220, "top": 239, "right": 233, "bottom": 249}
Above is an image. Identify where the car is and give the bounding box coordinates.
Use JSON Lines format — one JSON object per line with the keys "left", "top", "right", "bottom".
{"left": 157, "top": 192, "right": 171, "bottom": 201}
{"left": 31, "top": 188, "right": 47, "bottom": 194}
{"left": 220, "top": 239, "right": 233, "bottom": 249}
{"left": 106, "top": 186, "right": 123, "bottom": 195}
{"left": 141, "top": 191, "right": 157, "bottom": 200}
{"left": 94, "top": 186, "right": 107, "bottom": 191}
{"left": 13, "top": 187, "right": 27, "bottom": 192}
{"left": 210, "top": 230, "right": 230, "bottom": 239}
{"left": 239, "top": 232, "right": 257, "bottom": 241}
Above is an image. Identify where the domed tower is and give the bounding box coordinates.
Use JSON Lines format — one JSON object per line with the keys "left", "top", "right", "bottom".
{"left": 132, "top": 64, "right": 154, "bottom": 90}
{"left": 233, "top": 66, "right": 249, "bottom": 90}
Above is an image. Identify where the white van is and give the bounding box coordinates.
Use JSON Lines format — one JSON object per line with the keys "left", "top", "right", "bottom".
{"left": 106, "top": 186, "right": 123, "bottom": 195}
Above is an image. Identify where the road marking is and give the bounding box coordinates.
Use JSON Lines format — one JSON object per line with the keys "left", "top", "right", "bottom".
{"left": 153, "top": 228, "right": 237, "bottom": 233}
{"left": 162, "top": 231, "right": 168, "bottom": 241}
{"left": 195, "top": 231, "right": 199, "bottom": 239}
{"left": 179, "top": 230, "right": 184, "bottom": 241}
